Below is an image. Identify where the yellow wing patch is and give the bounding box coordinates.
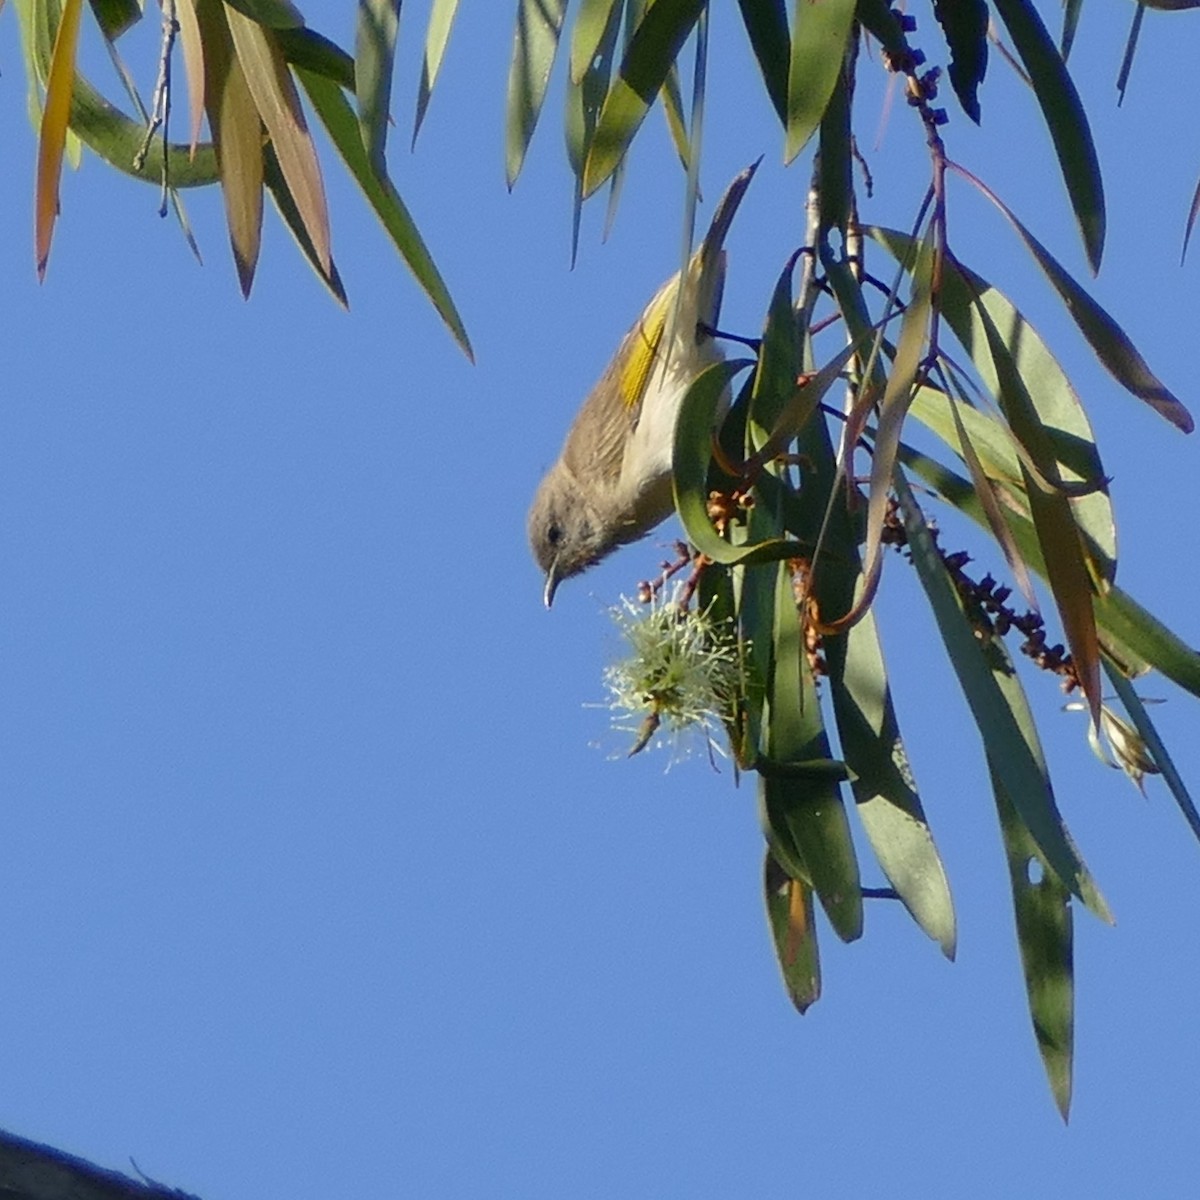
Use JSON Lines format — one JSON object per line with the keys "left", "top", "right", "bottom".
{"left": 619, "top": 281, "right": 675, "bottom": 411}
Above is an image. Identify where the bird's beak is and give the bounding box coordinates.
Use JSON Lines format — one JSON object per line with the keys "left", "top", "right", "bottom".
{"left": 543, "top": 560, "right": 561, "bottom": 609}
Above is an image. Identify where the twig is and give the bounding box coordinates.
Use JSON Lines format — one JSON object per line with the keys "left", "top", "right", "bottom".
{"left": 132, "top": 0, "right": 179, "bottom": 216}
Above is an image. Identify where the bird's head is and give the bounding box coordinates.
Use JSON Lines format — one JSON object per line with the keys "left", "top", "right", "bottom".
{"left": 527, "top": 463, "right": 613, "bottom": 607}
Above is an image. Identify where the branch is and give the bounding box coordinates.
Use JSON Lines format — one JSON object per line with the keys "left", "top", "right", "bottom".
{"left": 0, "top": 1128, "right": 201, "bottom": 1200}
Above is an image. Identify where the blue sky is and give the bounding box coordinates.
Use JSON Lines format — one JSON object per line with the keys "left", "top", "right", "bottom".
{"left": 1, "top": 3, "right": 1199, "bottom": 1198}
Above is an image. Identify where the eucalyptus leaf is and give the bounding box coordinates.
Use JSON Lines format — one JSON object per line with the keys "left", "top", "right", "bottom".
{"left": 355, "top": 0, "right": 401, "bottom": 171}
{"left": 763, "top": 850, "right": 822, "bottom": 1013}
{"left": 506, "top": 0, "right": 569, "bottom": 188}
{"left": 931, "top": 0, "right": 987, "bottom": 122}
{"left": 582, "top": 0, "right": 704, "bottom": 196}
{"left": 784, "top": 0, "right": 855, "bottom": 163}
{"left": 894, "top": 470, "right": 1111, "bottom": 924}
{"left": 992, "top": 769, "right": 1075, "bottom": 1121}
{"left": 990, "top": 0, "right": 1105, "bottom": 268}
{"left": 736, "top": 0, "right": 788, "bottom": 125}
{"left": 413, "top": 0, "right": 461, "bottom": 144}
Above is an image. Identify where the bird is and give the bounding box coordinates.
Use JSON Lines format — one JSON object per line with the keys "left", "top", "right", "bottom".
{"left": 527, "top": 163, "right": 757, "bottom": 607}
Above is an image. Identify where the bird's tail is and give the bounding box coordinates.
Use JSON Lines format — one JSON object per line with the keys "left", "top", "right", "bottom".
{"left": 684, "top": 159, "right": 760, "bottom": 342}
{"left": 618, "top": 161, "right": 759, "bottom": 412}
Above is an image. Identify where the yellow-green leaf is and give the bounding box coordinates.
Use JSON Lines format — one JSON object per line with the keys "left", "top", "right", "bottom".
{"left": 763, "top": 850, "right": 821, "bottom": 1013}
{"left": 570, "top": 0, "right": 621, "bottom": 83}
{"left": 27, "top": 0, "right": 220, "bottom": 187}
{"left": 35, "top": 0, "right": 84, "bottom": 279}
{"left": 506, "top": 0, "right": 568, "bottom": 188}
{"left": 355, "top": 0, "right": 400, "bottom": 170}
{"left": 223, "top": 0, "right": 303, "bottom": 28}
{"left": 176, "top": 0, "right": 208, "bottom": 156}
{"left": 295, "top": 65, "right": 473, "bottom": 357}
{"left": 226, "top": 3, "right": 331, "bottom": 274}
{"left": 413, "top": 0, "right": 461, "bottom": 145}
{"left": 264, "top": 142, "right": 346, "bottom": 306}
{"left": 895, "top": 470, "right": 1112, "bottom": 924}
{"left": 199, "top": 0, "right": 265, "bottom": 295}
{"left": 582, "top": 0, "right": 704, "bottom": 197}
{"left": 992, "top": 766, "right": 1074, "bottom": 1121}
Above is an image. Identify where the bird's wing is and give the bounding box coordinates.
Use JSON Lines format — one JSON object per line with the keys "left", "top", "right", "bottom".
{"left": 561, "top": 277, "right": 675, "bottom": 487}
{"left": 560, "top": 162, "right": 760, "bottom": 492}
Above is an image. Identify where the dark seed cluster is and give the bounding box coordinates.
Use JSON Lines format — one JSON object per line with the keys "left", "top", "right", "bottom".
{"left": 881, "top": 497, "right": 1082, "bottom": 694}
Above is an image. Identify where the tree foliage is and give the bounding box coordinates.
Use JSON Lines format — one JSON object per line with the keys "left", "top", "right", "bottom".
{"left": 15, "top": 0, "right": 1200, "bottom": 1119}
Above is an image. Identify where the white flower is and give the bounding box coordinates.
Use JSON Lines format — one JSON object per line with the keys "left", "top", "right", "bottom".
{"left": 602, "top": 589, "right": 741, "bottom": 762}
{"left": 1070, "top": 698, "right": 1161, "bottom": 795}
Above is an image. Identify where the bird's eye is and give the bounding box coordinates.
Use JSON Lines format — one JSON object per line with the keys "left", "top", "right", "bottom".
{"left": 547, "top": 522, "right": 563, "bottom": 546}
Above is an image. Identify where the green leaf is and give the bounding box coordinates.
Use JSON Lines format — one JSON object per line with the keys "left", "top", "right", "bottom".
{"left": 931, "top": 0, "right": 987, "bottom": 122}
{"left": 736, "top": 0, "right": 788, "bottom": 125}
{"left": 295, "top": 65, "right": 473, "bottom": 358}
{"left": 565, "top": 0, "right": 621, "bottom": 263}
{"left": 941, "top": 381, "right": 1040, "bottom": 611}
{"left": 413, "top": 0, "right": 461, "bottom": 145}
{"left": 582, "top": 0, "right": 704, "bottom": 197}
{"left": 763, "top": 850, "right": 821, "bottom": 1013}
{"left": 945, "top": 167, "right": 1192, "bottom": 433}
{"left": 1115, "top": 1, "right": 1144, "bottom": 104}
{"left": 849, "top": 230, "right": 933, "bottom": 631}
{"left": 264, "top": 142, "right": 347, "bottom": 305}
{"left": 854, "top": 0, "right": 907, "bottom": 58}
{"left": 897, "top": 441, "right": 1200, "bottom": 700}
{"left": 89, "top": 0, "right": 141, "bottom": 40}
{"left": 1104, "top": 661, "right": 1200, "bottom": 846}
{"left": 868, "top": 225, "right": 1117, "bottom": 581}
{"left": 277, "top": 27, "right": 357, "bottom": 89}
{"left": 1094, "top": 589, "right": 1200, "bottom": 699}
{"left": 992, "top": 766, "right": 1074, "bottom": 1121}
{"left": 674, "top": 334, "right": 867, "bottom": 567}
{"left": 223, "top": 0, "right": 304, "bottom": 28}
{"left": 760, "top": 562, "right": 862, "bottom": 942}
{"left": 566, "top": 2, "right": 621, "bottom": 175}
{"left": 817, "top": 62, "right": 851, "bottom": 235}
{"left": 674, "top": 360, "right": 809, "bottom": 565}
{"left": 760, "top": 770, "right": 864, "bottom": 945}
{"left": 909, "top": 382, "right": 1107, "bottom": 596}
{"left": 745, "top": 335, "right": 866, "bottom": 475}
{"left": 799, "top": 447, "right": 947, "bottom": 936}
{"left": 776, "top": 303, "right": 955, "bottom": 957}
{"left": 894, "top": 470, "right": 1111, "bottom": 923}
{"left": 832, "top": 599, "right": 956, "bottom": 956}
{"left": 990, "top": 0, "right": 1105, "bottom": 269}
{"left": 506, "top": 0, "right": 569, "bottom": 188}
{"left": 1060, "top": 0, "right": 1084, "bottom": 59}
{"left": 570, "top": 0, "right": 622, "bottom": 82}
{"left": 971, "top": 296, "right": 1104, "bottom": 722}
{"left": 659, "top": 61, "right": 690, "bottom": 172}
{"left": 784, "top": 0, "right": 855, "bottom": 163}
{"left": 748, "top": 248, "right": 803, "bottom": 433}
{"left": 871, "top": 227, "right": 1111, "bottom": 718}
{"left": 1183, "top": 171, "right": 1200, "bottom": 264}
{"left": 355, "top": 0, "right": 401, "bottom": 171}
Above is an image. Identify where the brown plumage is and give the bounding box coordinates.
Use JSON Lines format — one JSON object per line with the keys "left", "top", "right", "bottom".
{"left": 528, "top": 164, "right": 758, "bottom": 606}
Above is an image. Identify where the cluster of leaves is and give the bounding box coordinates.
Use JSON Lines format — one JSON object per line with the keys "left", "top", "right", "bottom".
{"left": 497, "top": 0, "right": 1200, "bottom": 1118}
{"left": 20, "top": 0, "right": 1200, "bottom": 1118}
{"left": 18, "top": 0, "right": 470, "bottom": 352}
